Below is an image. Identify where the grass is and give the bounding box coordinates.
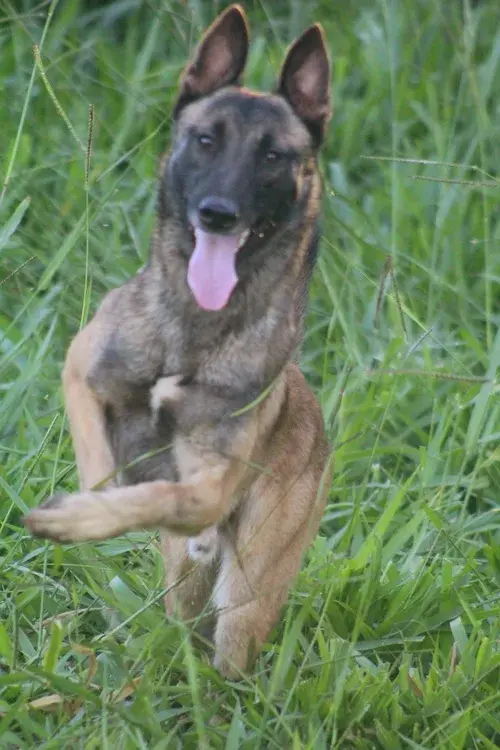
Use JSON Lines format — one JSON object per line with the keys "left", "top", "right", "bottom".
{"left": 1, "top": 0, "right": 500, "bottom": 746}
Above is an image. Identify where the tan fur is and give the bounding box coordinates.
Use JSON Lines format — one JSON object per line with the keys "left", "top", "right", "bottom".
{"left": 24, "top": 5, "right": 332, "bottom": 678}
{"left": 27, "top": 330, "right": 330, "bottom": 675}
{"left": 61, "top": 291, "right": 120, "bottom": 491}
{"left": 162, "top": 366, "right": 330, "bottom": 675}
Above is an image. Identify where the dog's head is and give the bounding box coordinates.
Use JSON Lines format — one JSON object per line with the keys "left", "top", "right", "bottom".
{"left": 164, "top": 5, "right": 331, "bottom": 312}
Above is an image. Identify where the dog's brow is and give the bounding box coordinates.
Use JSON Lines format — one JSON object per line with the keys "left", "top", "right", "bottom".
{"left": 198, "top": 96, "right": 311, "bottom": 149}
{"left": 205, "top": 92, "right": 290, "bottom": 122}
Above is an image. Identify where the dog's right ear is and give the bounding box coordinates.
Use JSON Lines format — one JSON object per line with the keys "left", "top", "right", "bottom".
{"left": 173, "top": 5, "right": 249, "bottom": 118}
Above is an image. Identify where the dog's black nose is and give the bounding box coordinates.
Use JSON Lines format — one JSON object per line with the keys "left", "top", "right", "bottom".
{"left": 198, "top": 197, "right": 240, "bottom": 233}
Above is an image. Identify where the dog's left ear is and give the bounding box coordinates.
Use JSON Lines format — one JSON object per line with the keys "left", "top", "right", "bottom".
{"left": 174, "top": 5, "right": 249, "bottom": 117}
{"left": 278, "top": 24, "right": 331, "bottom": 146}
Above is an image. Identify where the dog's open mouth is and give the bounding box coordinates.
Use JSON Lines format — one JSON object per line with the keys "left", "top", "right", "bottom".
{"left": 187, "top": 226, "right": 252, "bottom": 312}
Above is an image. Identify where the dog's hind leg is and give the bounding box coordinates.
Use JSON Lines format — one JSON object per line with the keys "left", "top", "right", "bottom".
{"left": 211, "top": 371, "right": 331, "bottom": 678}
{"left": 212, "top": 460, "right": 329, "bottom": 678}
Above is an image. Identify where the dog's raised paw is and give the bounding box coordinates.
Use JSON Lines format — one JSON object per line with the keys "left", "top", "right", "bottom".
{"left": 22, "top": 491, "right": 108, "bottom": 543}
{"left": 23, "top": 492, "right": 73, "bottom": 541}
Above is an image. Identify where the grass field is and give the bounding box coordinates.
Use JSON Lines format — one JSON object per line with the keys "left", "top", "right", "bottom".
{"left": 1, "top": 0, "right": 500, "bottom": 747}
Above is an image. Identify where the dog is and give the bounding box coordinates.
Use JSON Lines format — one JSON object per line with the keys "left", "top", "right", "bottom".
{"left": 24, "top": 4, "right": 332, "bottom": 678}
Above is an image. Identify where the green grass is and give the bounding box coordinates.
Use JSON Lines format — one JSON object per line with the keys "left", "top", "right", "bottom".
{"left": 1, "top": 0, "right": 500, "bottom": 746}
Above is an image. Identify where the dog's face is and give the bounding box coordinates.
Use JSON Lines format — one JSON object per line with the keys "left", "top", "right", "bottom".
{"left": 164, "top": 5, "right": 331, "bottom": 311}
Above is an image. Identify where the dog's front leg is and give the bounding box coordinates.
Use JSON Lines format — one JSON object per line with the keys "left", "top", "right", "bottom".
{"left": 23, "top": 474, "right": 217, "bottom": 542}
{"left": 62, "top": 325, "right": 116, "bottom": 491}
{"left": 23, "top": 425, "right": 255, "bottom": 543}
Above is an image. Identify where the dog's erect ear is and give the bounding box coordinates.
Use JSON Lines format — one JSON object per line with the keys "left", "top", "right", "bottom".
{"left": 173, "top": 5, "right": 249, "bottom": 117}
{"left": 278, "top": 24, "right": 331, "bottom": 146}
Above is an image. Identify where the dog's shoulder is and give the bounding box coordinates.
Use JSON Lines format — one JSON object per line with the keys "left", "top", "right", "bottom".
{"left": 85, "top": 266, "right": 172, "bottom": 400}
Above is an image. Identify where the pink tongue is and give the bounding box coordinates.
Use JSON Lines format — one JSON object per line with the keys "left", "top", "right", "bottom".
{"left": 187, "top": 228, "right": 239, "bottom": 311}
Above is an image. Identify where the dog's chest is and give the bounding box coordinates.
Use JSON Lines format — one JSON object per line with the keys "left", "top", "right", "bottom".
{"left": 104, "top": 387, "right": 179, "bottom": 486}
{"left": 160, "top": 315, "right": 236, "bottom": 382}
{"left": 98, "top": 304, "right": 248, "bottom": 485}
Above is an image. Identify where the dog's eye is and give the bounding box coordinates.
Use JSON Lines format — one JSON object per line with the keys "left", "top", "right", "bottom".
{"left": 266, "top": 148, "right": 280, "bottom": 163}
{"left": 197, "top": 133, "right": 214, "bottom": 148}
{"left": 265, "top": 149, "right": 281, "bottom": 163}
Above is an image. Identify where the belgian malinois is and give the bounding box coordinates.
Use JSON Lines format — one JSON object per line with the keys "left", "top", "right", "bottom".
{"left": 24, "top": 4, "right": 332, "bottom": 678}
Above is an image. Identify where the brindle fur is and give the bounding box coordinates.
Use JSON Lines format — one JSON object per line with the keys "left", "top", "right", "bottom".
{"left": 24, "top": 5, "right": 332, "bottom": 678}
